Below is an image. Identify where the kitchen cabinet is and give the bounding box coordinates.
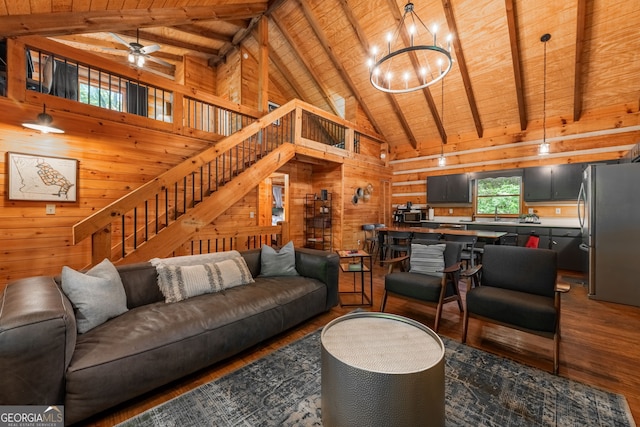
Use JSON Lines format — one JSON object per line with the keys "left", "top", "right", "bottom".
{"left": 517, "top": 226, "right": 551, "bottom": 249}
{"left": 551, "top": 163, "right": 584, "bottom": 200}
{"left": 551, "top": 228, "right": 587, "bottom": 272}
{"left": 427, "top": 174, "right": 471, "bottom": 204}
{"left": 523, "top": 163, "right": 584, "bottom": 201}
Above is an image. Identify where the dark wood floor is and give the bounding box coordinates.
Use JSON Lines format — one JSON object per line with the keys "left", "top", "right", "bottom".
{"left": 83, "top": 263, "right": 640, "bottom": 426}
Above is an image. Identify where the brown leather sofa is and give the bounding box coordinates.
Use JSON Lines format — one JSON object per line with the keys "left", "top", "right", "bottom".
{"left": 0, "top": 247, "right": 339, "bottom": 425}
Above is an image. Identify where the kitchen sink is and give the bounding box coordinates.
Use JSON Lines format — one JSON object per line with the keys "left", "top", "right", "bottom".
{"left": 459, "top": 219, "right": 529, "bottom": 225}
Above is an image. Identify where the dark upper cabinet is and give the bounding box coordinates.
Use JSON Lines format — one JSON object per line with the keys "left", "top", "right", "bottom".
{"left": 551, "top": 163, "right": 583, "bottom": 200}
{"left": 523, "top": 167, "right": 553, "bottom": 201}
{"left": 427, "top": 174, "right": 471, "bottom": 203}
{"left": 524, "top": 163, "right": 583, "bottom": 202}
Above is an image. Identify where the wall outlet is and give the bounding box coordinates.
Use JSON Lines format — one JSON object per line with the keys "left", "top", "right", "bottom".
{"left": 46, "top": 204, "right": 56, "bottom": 215}
{"left": 528, "top": 208, "right": 534, "bottom": 214}
{"left": 357, "top": 239, "right": 361, "bottom": 248}
{"left": 250, "top": 211, "right": 254, "bottom": 218}
{"left": 555, "top": 208, "right": 561, "bottom": 214}
{"left": 449, "top": 208, "right": 453, "bottom": 214}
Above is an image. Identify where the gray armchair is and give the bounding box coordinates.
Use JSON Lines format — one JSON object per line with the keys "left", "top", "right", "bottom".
{"left": 381, "top": 241, "right": 463, "bottom": 332}
{"left": 462, "top": 244, "right": 569, "bottom": 374}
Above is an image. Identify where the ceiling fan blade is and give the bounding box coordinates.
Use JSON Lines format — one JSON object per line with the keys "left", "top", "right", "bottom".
{"left": 109, "top": 32, "right": 132, "bottom": 48}
{"left": 140, "top": 44, "right": 161, "bottom": 55}
{"left": 144, "top": 54, "right": 174, "bottom": 69}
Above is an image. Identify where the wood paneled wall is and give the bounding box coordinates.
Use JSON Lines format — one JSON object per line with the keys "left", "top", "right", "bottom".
{"left": 389, "top": 103, "right": 640, "bottom": 218}
{"left": 0, "top": 35, "right": 389, "bottom": 284}
{"left": 0, "top": 100, "right": 211, "bottom": 282}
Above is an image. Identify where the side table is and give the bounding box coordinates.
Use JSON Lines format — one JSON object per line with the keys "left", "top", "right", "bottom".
{"left": 336, "top": 250, "right": 373, "bottom": 306}
{"left": 321, "top": 312, "right": 445, "bottom": 427}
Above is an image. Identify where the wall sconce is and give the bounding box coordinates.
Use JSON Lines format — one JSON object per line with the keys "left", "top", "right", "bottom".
{"left": 22, "top": 105, "right": 64, "bottom": 134}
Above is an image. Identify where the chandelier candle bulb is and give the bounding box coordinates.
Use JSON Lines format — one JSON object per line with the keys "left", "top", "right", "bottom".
{"left": 368, "top": 1, "right": 453, "bottom": 94}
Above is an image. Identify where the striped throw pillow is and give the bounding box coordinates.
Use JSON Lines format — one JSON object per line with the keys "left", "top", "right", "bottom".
{"left": 158, "top": 257, "right": 254, "bottom": 303}
{"left": 409, "top": 243, "right": 445, "bottom": 278}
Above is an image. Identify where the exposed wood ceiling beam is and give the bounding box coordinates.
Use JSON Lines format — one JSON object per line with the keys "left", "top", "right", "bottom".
{"left": 573, "top": 0, "right": 587, "bottom": 121}
{"left": 307, "top": 0, "right": 398, "bottom": 142}
{"left": 210, "top": 0, "right": 288, "bottom": 66}
{"left": 271, "top": 13, "right": 343, "bottom": 117}
{"left": 257, "top": 16, "right": 269, "bottom": 113}
{"left": 383, "top": 0, "right": 445, "bottom": 146}
{"left": 171, "top": 24, "right": 233, "bottom": 43}
{"left": 505, "top": 0, "right": 527, "bottom": 131}
{"left": 118, "top": 30, "right": 219, "bottom": 56}
{"left": 244, "top": 45, "right": 296, "bottom": 100}
{"left": 0, "top": 5, "right": 267, "bottom": 38}
{"left": 53, "top": 34, "right": 183, "bottom": 63}
{"left": 442, "top": 0, "right": 484, "bottom": 138}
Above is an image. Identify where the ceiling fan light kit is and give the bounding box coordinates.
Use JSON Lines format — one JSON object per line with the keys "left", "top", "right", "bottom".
{"left": 367, "top": 1, "right": 453, "bottom": 94}
{"left": 111, "top": 30, "right": 170, "bottom": 70}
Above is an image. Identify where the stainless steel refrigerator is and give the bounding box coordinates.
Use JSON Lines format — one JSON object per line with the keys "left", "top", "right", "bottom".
{"left": 577, "top": 162, "right": 640, "bottom": 306}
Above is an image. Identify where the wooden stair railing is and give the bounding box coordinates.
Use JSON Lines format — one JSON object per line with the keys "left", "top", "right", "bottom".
{"left": 73, "top": 100, "right": 298, "bottom": 266}
{"left": 72, "top": 99, "right": 387, "bottom": 266}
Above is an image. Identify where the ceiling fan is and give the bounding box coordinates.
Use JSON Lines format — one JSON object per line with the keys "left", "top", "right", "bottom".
{"left": 109, "top": 29, "right": 172, "bottom": 69}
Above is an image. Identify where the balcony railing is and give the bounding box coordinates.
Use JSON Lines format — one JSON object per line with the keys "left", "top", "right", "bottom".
{"left": 3, "top": 36, "right": 385, "bottom": 264}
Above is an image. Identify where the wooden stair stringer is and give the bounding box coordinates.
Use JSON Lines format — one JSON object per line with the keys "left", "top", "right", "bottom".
{"left": 117, "top": 143, "right": 296, "bottom": 264}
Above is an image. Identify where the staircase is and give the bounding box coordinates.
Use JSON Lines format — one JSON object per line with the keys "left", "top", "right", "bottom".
{"left": 73, "top": 101, "right": 299, "bottom": 265}
{"left": 72, "top": 99, "right": 383, "bottom": 266}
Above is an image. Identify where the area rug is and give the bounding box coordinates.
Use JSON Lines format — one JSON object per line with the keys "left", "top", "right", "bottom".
{"left": 118, "top": 331, "right": 635, "bottom": 427}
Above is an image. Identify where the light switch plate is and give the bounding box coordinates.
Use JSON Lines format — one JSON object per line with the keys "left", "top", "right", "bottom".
{"left": 555, "top": 208, "right": 561, "bottom": 214}
{"left": 46, "top": 204, "right": 56, "bottom": 215}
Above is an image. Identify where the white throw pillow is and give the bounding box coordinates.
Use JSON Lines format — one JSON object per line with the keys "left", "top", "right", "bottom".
{"left": 61, "top": 258, "right": 128, "bottom": 334}
{"left": 260, "top": 241, "right": 299, "bottom": 277}
{"left": 157, "top": 257, "right": 255, "bottom": 303}
{"left": 409, "top": 243, "right": 446, "bottom": 278}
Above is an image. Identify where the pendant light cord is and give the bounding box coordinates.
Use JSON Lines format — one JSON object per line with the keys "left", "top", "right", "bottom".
{"left": 441, "top": 77, "right": 445, "bottom": 157}
{"left": 543, "top": 38, "right": 547, "bottom": 145}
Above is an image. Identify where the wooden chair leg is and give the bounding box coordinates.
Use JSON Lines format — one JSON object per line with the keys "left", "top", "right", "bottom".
{"left": 553, "top": 332, "right": 560, "bottom": 375}
{"left": 380, "top": 291, "right": 388, "bottom": 312}
{"left": 462, "top": 309, "right": 470, "bottom": 343}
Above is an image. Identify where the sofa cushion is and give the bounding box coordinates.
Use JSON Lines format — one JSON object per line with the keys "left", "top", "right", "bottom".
{"left": 260, "top": 241, "right": 299, "bottom": 277}
{"left": 61, "top": 258, "right": 128, "bottom": 334}
{"left": 64, "top": 276, "right": 328, "bottom": 424}
{"left": 409, "top": 243, "right": 445, "bottom": 278}
{"left": 158, "top": 257, "right": 254, "bottom": 303}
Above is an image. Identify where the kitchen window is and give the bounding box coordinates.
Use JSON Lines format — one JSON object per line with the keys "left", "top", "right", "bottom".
{"left": 475, "top": 175, "right": 522, "bottom": 216}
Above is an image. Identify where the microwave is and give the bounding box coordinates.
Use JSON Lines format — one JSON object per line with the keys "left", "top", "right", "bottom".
{"left": 403, "top": 211, "right": 421, "bottom": 223}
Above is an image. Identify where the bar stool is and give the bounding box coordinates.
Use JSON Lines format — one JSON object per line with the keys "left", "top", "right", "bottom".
{"left": 385, "top": 231, "right": 413, "bottom": 260}
{"left": 443, "top": 234, "right": 478, "bottom": 269}
{"left": 374, "top": 224, "right": 386, "bottom": 263}
{"left": 411, "top": 231, "right": 442, "bottom": 244}
{"left": 362, "top": 224, "right": 377, "bottom": 254}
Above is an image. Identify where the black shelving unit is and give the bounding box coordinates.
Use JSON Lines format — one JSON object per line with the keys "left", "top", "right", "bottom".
{"left": 304, "top": 193, "right": 332, "bottom": 251}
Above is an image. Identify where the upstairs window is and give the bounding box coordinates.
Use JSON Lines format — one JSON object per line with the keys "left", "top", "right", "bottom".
{"left": 476, "top": 175, "right": 522, "bottom": 215}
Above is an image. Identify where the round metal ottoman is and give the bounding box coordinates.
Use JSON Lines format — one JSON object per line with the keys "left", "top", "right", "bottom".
{"left": 321, "top": 312, "right": 445, "bottom": 427}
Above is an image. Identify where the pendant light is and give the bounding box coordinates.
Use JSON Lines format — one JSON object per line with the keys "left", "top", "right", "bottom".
{"left": 438, "top": 76, "right": 446, "bottom": 167}
{"left": 22, "top": 104, "right": 64, "bottom": 134}
{"left": 539, "top": 34, "right": 551, "bottom": 156}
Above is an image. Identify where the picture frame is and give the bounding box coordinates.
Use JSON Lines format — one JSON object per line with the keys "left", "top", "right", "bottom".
{"left": 268, "top": 101, "right": 280, "bottom": 126}
{"left": 7, "top": 152, "right": 78, "bottom": 202}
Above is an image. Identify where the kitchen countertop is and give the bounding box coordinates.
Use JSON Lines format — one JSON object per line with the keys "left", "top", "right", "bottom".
{"left": 425, "top": 216, "right": 581, "bottom": 228}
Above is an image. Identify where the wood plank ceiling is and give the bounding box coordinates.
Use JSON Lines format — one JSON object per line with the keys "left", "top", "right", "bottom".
{"left": 1, "top": 0, "right": 639, "bottom": 158}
